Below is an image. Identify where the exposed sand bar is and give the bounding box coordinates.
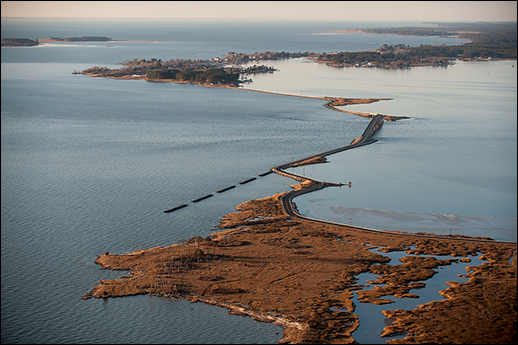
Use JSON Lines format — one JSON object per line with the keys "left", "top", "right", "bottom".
{"left": 234, "top": 86, "right": 409, "bottom": 121}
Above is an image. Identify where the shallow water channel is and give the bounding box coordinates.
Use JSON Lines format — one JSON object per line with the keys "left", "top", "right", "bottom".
{"left": 348, "top": 244, "right": 486, "bottom": 344}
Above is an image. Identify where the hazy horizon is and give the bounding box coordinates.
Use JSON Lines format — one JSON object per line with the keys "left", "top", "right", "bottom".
{"left": 2, "top": 1, "right": 517, "bottom": 22}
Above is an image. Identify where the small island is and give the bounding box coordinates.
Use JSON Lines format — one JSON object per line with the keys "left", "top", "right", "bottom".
{"left": 1, "top": 36, "right": 114, "bottom": 46}
{"left": 1, "top": 38, "right": 39, "bottom": 46}
{"left": 72, "top": 22, "right": 515, "bottom": 86}
{"left": 1, "top": 36, "right": 164, "bottom": 47}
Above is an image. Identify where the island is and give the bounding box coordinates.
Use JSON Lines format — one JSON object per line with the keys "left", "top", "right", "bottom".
{"left": 2, "top": 36, "right": 163, "bottom": 46}
{"left": 72, "top": 22, "right": 515, "bottom": 85}
{"left": 1, "top": 38, "right": 39, "bottom": 46}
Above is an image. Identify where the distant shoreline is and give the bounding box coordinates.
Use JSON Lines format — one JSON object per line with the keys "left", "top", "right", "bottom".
{"left": 2, "top": 37, "right": 166, "bottom": 46}
{"left": 38, "top": 38, "right": 166, "bottom": 43}
{"left": 84, "top": 72, "right": 409, "bottom": 121}
{"left": 329, "top": 28, "right": 470, "bottom": 39}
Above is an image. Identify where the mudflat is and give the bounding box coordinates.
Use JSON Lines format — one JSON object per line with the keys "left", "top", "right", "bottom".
{"left": 86, "top": 191, "right": 516, "bottom": 344}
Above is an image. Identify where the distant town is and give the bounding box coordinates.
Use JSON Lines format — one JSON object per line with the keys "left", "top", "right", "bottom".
{"left": 3, "top": 22, "right": 516, "bottom": 85}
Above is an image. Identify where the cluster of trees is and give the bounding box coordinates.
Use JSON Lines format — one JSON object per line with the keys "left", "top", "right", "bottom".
{"left": 121, "top": 58, "right": 162, "bottom": 70}
{"left": 120, "top": 57, "right": 226, "bottom": 72}
{"left": 359, "top": 22, "right": 516, "bottom": 61}
{"left": 76, "top": 66, "right": 111, "bottom": 74}
{"left": 146, "top": 68, "right": 240, "bottom": 84}
{"left": 242, "top": 64, "right": 277, "bottom": 74}
{"left": 1, "top": 38, "right": 39, "bottom": 46}
{"left": 318, "top": 38, "right": 515, "bottom": 67}
{"left": 225, "top": 50, "right": 316, "bottom": 64}
{"left": 184, "top": 236, "right": 213, "bottom": 245}
{"left": 455, "top": 34, "right": 516, "bottom": 59}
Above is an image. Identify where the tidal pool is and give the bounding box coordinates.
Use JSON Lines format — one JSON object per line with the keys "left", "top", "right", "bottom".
{"left": 350, "top": 245, "right": 486, "bottom": 344}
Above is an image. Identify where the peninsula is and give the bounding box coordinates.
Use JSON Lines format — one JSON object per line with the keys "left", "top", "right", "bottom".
{"left": 84, "top": 113, "right": 516, "bottom": 344}
{"left": 80, "top": 21, "right": 516, "bottom": 344}
{"left": 321, "top": 21, "right": 516, "bottom": 68}
{"left": 86, "top": 185, "right": 516, "bottom": 344}
{"left": 72, "top": 22, "right": 515, "bottom": 79}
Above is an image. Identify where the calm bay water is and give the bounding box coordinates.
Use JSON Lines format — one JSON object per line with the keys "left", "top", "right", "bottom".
{"left": 261, "top": 58, "right": 518, "bottom": 240}
{"left": 2, "top": 19, "right": 516, "bottom": 344}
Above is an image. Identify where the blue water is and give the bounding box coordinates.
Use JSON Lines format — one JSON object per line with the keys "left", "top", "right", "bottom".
{"left": 273, "top": 59, "right": 518, "bottom": 240}
{"left": 1, "top": 19, "right": 516, "bottom": 344}
{"left": 351, "top": 246, "right": 488, "bottom": 344}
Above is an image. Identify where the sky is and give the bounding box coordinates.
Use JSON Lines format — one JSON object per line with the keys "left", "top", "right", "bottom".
{"left": 1, "top": 1, "right": 517, "bottom": 22}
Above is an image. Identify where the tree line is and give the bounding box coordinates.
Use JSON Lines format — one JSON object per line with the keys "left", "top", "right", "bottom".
{"left": 146, "top": 68, "right": 240, "bottom": 84}
{"left": 1, "top": 38, "right": 39, "bottom": 46}
{"left": 317, "top": 39, "right": 516, "bottom": 67}
{"left": 356, "top": 22, "right": 516, "bottom": 61}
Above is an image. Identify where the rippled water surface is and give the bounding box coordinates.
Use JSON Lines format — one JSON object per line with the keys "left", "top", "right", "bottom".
{"left": 2, "top": 19, "right": 516, "bottom": 344}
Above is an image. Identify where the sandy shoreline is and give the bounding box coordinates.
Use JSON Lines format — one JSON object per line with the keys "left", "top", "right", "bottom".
{"left": 86, "top": 73, "right": 408, "bottom": 121}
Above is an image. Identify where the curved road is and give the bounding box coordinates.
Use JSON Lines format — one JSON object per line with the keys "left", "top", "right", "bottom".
{"left": 272, "top": 115, "right": 516, "bottom": 245}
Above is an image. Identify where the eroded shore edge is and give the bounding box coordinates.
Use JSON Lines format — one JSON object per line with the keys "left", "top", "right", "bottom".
{"left": 82, "top": 75, "right": 516, "bottom": 344}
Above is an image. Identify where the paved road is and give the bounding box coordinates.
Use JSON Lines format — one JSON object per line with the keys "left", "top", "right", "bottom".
{"left": 273, "top": 115, "right": 382, "bottom": 216}
{"left": 272, "top": 115, "right": 516, "bottom": 244}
